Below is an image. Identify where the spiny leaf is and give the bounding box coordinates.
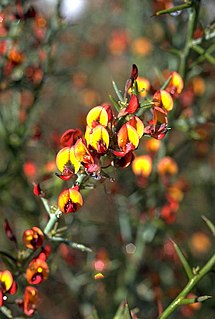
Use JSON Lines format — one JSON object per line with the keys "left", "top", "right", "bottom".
{"left": 112, "top": 81, "right": 124, "bottom": 103}
{"left": 202, "top": 215, "right": 215, "bottom": 236}
{"left": 171, "top": 240, "right": 193, "bottom": 280}
{"left": 154, "top": 3, "right": 191, "bottom": 16}
{"left": 113, "top": 301, "right": 133, "bottom": 319}
{"left": 109, "top": 94, "right": 121, "bottom": 112}
{"left": 161, "top": 74, "right": 173, "bottom": 90}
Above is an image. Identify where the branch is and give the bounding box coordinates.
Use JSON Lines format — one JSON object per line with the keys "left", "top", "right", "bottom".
{"left": 159, "top": 252, "right": 215, "bottom": 319}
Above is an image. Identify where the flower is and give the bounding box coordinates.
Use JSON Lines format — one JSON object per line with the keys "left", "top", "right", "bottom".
{"left": 132, "top": 155, "right": 152, "bottom": 178}
{"left": 160, "top": 198, "right": 179, "bottom": 223}
{"left": 33, "top": 183, "right": 45, "bottom": 197}
{"left": 60, "top": 128, "right": 82, "bottom": 147}
{"left": 119, "top": 95, "right": 140, "bottom": 116}
{"left": 115, "top": 123, "right": 140, "bottom": 156}
{"left": 23, "top": 286, "right": 39, "bottom": 317}
{"left": 144, "top": 121, "right": 168, "bottom": 140}
{"left": 86, "top": 105, "right": 109, "bottom": 128}
{"left": 85, "top": 125, "right": 109, "bottom": 153}
{"left": 153, "top": 90, "right": 173, "bottom": 112}
{"left": 166, "top": 71, "right": 184, "bottom": 97}
{"left": 56, "top": 146, "right": 81, "bottom": 180}
{"left": 58, "top": 187, "right": 83, "bottom": 214}
{"left": 0, "top": 270, "right": 17, "bottom": 306}
{"left": 145, "top": 139, "right": 161, "bottom": 154}
{"left": 23, "top": 227, "right": 44, "bottom": 250}
{"left": 26, "top": 258, "right": 49, "bottom": 285}
{"left": 157, "top": 157, "right": 178, "bottom": 176}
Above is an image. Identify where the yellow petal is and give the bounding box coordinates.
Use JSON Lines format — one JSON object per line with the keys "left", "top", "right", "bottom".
{"left": 132, "top": 155, "right": 152, "bottom": 177}
{"left": 74, "top": 138, "right": 93, "bottom": 164}
{"left": 1, "top": 270, "right": 13, "bottom": 291}
{"left": 160, "top": 90, "right": 173, "bottom": 112}
{"left": 129, "top": 116, "right": 144, "bottom": 138}
{"left": 86, "top": 106, "right": 108, "bottom": 128}
{"left": 171, "top": 72, "right": 184, "bottom": 94}
{"left": 56, "top": 147, "right": 80, "bottom": 174}
{"left": 89, "top": 125, "right": 109, "bottom": 152}
{"left": 126, "top": 124, "right": 140, "bottom": 149}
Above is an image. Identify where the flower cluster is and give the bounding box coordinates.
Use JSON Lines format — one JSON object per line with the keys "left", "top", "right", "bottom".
{"left": 0, "top": 223, "right": 49, "bottom": 316}
{"left": 0, "top": 8, "right": 46, "bottom": 92}
{"left": 56, "top": 65, "right": 183, "bottom": 214}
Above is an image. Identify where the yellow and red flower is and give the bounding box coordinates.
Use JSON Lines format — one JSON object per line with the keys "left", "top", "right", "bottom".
{"left": 86, "top": 105, "right": 109, "bottom": 128}
{"left": 165, "top": 71, "right": 184, "bottom": 97}
{"left": 60, "top": 128, "right": 82, "bottom": 148}
{"left": 23, "top": 286, "right": 39, "bottom": 317}
{"left": 145, "top": 139, "right": 161, "bottom": 154}
{"left": 0, "top": 270, "right": 17, "bottom": 306}
{"left": 26, "top": 258, "right": 49, "bottom": 285}
{"left": 128, "top": 76, "right": 150, "bottom": 97}
{"left": 74, "top": 138, "right": 94, "bottom": 165}
{"left": 119, "top": 95, "right": 140, "bottom": 116}
{"left": 144, "top": 121, "right": 168, "bottom": 140}
{"left": 153, "top": 90, "right": 173, "bottom": 112}
{"left": 23, "top": 227, "right": 44, "bottom": 250}
{"left": 132, "top": 155, "right": 152, "bottom": 178}
{"left": 58, "top": 187, "right": 83, "bottom": 214}
{"left": 115, "top": 122, "right": 140, "bottom": 156}
{"left": 85, "top": 125, "right": 109, "bottom": 154}
{"left": 157, "top": 156, "right": 178, "bottom": 176}
{"left": 56, "top": 146, "right": 80, "bottom": 180}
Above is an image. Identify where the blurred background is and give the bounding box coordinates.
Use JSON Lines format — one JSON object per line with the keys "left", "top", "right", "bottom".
{"left": 0, "top": 0, "right": 214, "bottom": 318}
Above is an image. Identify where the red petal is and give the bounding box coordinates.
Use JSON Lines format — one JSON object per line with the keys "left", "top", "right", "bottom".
{"left": 9, "top": 281, "right": 17, "bottom": 295}
{"left": 60, "top": 129, "right": 82, "bottom": 147}
{"left": 33, "top": 183, "right": 45, "bottom": 197}
{"left": 55, "top": 173, "right": 73, "bottom": 181}
{"left": 3, "top": 219, "right": 17, "bottom": 245}
{"left": 125, "top": 95, "right": 139, "bottom": 114}
{"left": 130, "top": 64, "right": 138, "bottom": 81}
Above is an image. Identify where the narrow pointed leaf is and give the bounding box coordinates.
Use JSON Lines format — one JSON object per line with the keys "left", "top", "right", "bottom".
{"left": 112, "top": 81, "right": 124, "bottom": 102}
{"left": 113, "top": 301, "right": 133, "bottom": 319}
{"left": 154, "top": 3, "right": 191, "bottom": 16}
{"left": 202, "top": 215, "right": 215, "bottom": 236}
{"left": 109, "top": 95, "right": 121, "bottom": 112}
{"left": 171, "top": 240, "right": 193, "bottom": 280}
{"left": 196, "top": 295, "right": 212, "bottom": 302}
{"left": 124, "top": 302, "right": 133, "bottom": 319}
{"left": 161, "top": 75, "right": 173, "bottom": 91}
{"left": 113, "top": 301, "right": 126, "bottom": 318}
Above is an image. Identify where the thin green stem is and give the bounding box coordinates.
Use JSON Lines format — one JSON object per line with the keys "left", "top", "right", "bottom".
{"left": 159, "top": 252, "right": 215, "bottom": 319}
{"left": 179, "top": 0, "right": 201, "bottom": 79}
{"left": 50, "top": 237, "right": 93, "bottom": 253}
{"left": 155, "top": 3, "right": 192, "bottom": 16}
{"left": 192, "top": 45, "right": 215, "bottom": 65}
{"left": 43, "top": 209, "right": 61, "bottom": 236}
{"left": 0, "top": 306, "right": 13, "bottom": 318}
{"left": 43, "top": 173, "right": 87, "bottom": 236}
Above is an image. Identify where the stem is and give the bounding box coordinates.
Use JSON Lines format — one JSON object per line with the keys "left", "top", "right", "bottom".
{"left": 192, "top": 45, "right": 215, "bottom": 65}
{"left": 0, "top": 306, "right": 12, "bottom": 319}
{"left": 155, "top": 3, "right": 192, "bottom": 16}
{"left": 43, "top": 209, "right": 61, "bottom": 236}
{"left": 179, "top": 0, "right": 201, "bottom": 79}
{"left": 159, "top": 252, "right": 215, "bottom": 319}
{"left": 50, "top": 237, "right": 93, "bottom": 253}
{"left": 43, "top": 174, "right": 87, "bottom": 236}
